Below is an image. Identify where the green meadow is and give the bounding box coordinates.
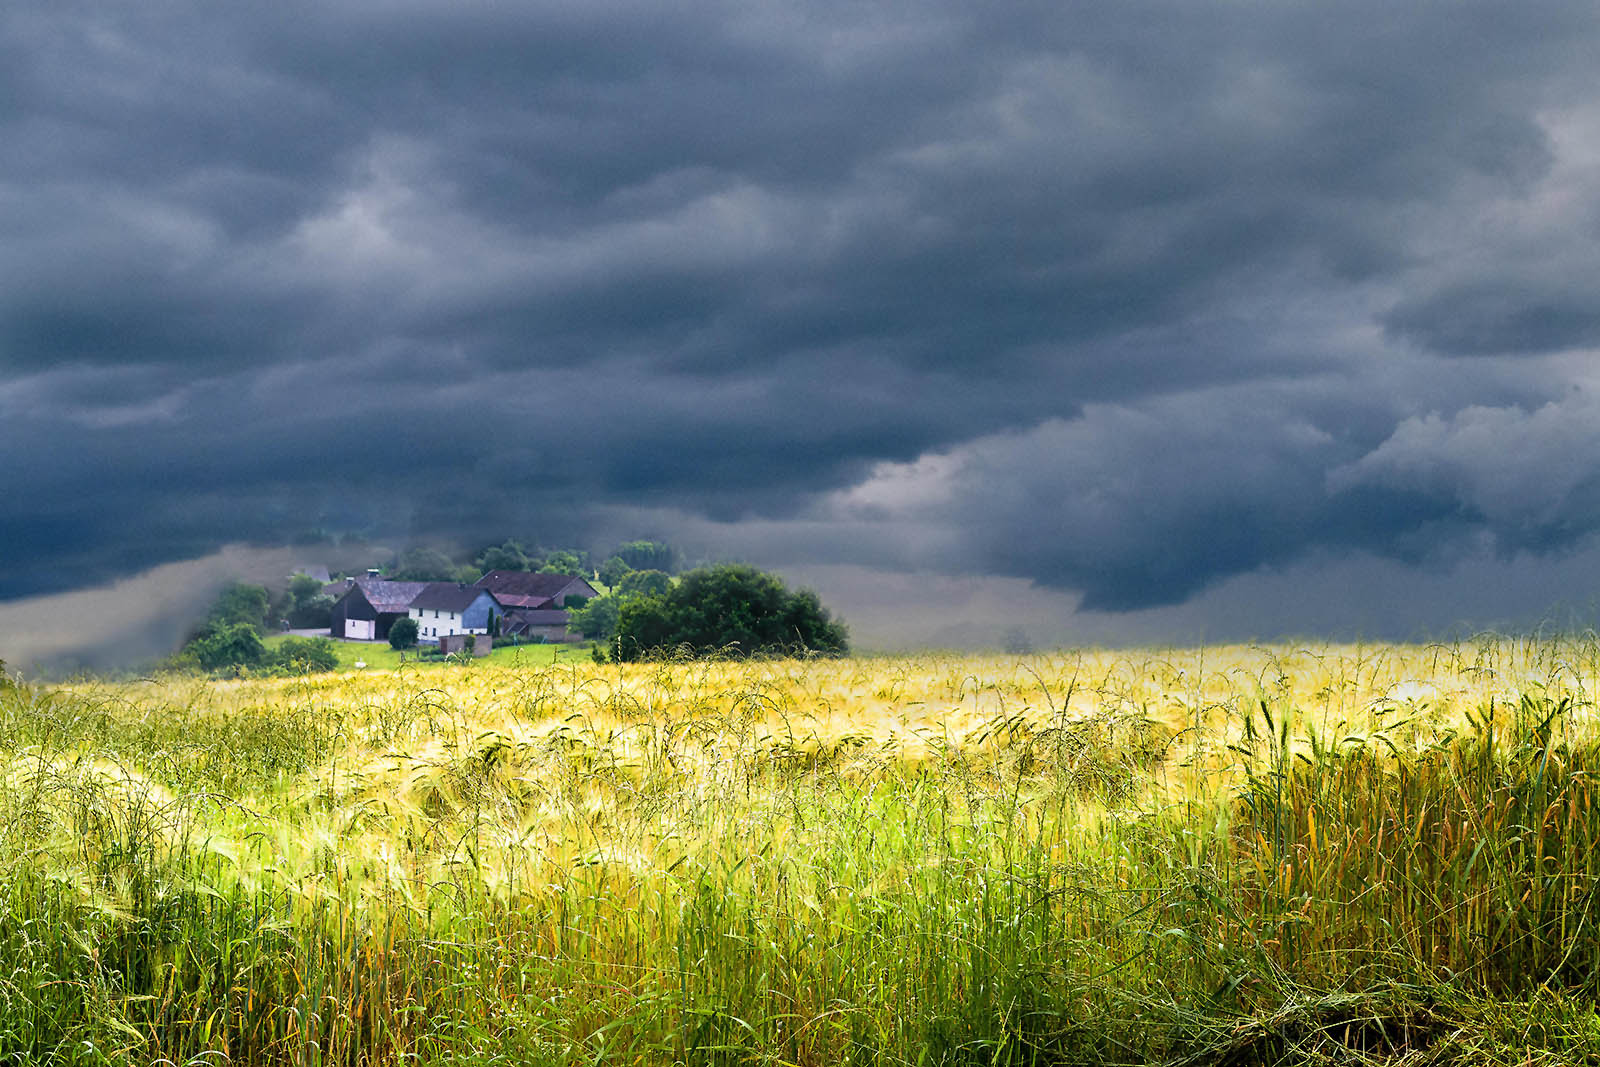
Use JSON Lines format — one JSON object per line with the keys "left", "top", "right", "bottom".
{"left": 5, "top": 638, "right": 1600, "bottom": 1065}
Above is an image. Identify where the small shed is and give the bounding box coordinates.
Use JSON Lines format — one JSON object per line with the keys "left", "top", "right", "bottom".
{"left": 502, "top": 608, "right": 579, "bottom": 643}
{"left": 438, "top": 633, "right": 493, "bottom": 657}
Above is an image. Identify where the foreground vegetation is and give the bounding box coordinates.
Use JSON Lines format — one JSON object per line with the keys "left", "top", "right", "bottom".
{"left": 6, "top": 639, "right": 1600, "bottom": 1064}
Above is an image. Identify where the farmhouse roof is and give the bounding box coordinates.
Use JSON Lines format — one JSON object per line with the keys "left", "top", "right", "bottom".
{"left": 336, "top": 579, "right": 429, "bottom": 614}
{"left": 409, "top": 583, "right": 499, "bottom": 614}
{"left": 493, "top": 594, "right": 551, "bottom": 609}
{"left": 474, "top": 571, "right": 597, "bottom": 602}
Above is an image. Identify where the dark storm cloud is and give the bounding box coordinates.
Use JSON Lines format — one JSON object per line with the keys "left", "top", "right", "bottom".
{"left": 6, "top": 0, "right": 1600, "bottom": 640}
{"left": 786, "top": 388, "right": 1487, "bottom": 611}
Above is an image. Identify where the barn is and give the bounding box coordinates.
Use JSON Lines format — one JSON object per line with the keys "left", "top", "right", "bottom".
{"left": 329, "top": 579, "right": 429, "bottom": 641}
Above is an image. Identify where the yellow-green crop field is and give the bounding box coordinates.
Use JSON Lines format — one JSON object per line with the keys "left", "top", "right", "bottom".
{"left": 7, "top": 638, "right": 1600, "bottom": 1065}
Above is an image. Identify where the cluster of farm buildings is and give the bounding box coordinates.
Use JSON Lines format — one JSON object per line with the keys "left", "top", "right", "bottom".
{"left": 322, "top": 570, "right": 599, "bottom": 651}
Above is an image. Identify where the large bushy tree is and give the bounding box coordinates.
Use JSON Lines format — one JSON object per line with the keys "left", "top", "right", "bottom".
{"left": 612, "top": 564, "right": 847, "bottom": 661}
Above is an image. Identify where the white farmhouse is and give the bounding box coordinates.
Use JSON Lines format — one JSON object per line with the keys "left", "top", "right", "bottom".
{"left": 408, "top": 584, "right": 504, "bottom": 642}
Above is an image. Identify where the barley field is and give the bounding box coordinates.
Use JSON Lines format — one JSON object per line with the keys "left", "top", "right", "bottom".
{"left": 6, "top": 638, "right": 1600, "bottom": 1065}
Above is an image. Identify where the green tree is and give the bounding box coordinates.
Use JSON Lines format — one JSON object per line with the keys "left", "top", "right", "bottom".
{"left": 391, "top": 547, "right": 459, "bottom": 581}
{"left": 389, "top": 616, "right": 419, "bottom": 650}
{"left": 612, "top": 595, "right": 678, "bottom": 659}
{"left": 281, "top": 573, "right": 334, "bottom": 629}
{"left": 288, "top": 572, "right": 324, "bottom": 605}
{"left": 617, "top": 569, "right": 672, "bottom": 600}
{"left": 613, "top": 540, "right": 677, "bottom": 573}
{"left": 207, "top": 583, "right": 271, "bottom": 631}
{"left": 476, "top": 540, "right": 532, "bottom": 573}
{"left": 539, "top": 549, "right": 585, "bottom": 575}
{"left": 598, "top": 555, "right": 634, "bottom": 588}
{"left": 288, "top": 594, "right": 335, "bottom": 630}
{"left": 612, "top": 564, "right": 846, "bottom": 661}
{"left": 572, "top": 570, "right": 672, "bottom": 644}
{"left": 570, "top": 595, "right": 621, "bottom": 642}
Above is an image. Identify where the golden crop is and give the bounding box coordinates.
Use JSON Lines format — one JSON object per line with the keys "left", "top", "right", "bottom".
{"left": 10, "top": 637, "right": 1600, "bottom": 1064}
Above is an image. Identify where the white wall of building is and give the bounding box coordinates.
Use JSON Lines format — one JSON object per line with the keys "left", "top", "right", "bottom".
{"left": 410, "top": 607, "right": 488, "bottom": 640}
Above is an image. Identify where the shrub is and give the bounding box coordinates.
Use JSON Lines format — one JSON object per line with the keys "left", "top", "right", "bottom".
{"left": 389, "top": 617, "right": 419, "bottom": 650}
{"left": 185, "top": 623, "right": 267, "bottom": 672}
{"left": 269, "top": 637, "right": 339, "bottom": 674}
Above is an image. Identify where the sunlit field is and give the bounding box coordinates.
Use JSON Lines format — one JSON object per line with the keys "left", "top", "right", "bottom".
{"left": 7, "top": 638, "right": 1600, "bottom": 1065}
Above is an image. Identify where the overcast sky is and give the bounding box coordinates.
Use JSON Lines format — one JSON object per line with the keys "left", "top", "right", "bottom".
{"left": 6, "top": 0, "right": 1600, "bottom": 665}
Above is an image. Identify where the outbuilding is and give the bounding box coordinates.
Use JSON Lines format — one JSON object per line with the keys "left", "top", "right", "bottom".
{"left": 329, "top": 579, "right": 429, "bottom": 641}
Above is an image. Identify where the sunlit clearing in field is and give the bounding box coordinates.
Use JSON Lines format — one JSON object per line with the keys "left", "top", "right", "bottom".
{"left": 6, "top": 637, "right": 1600, "bottom": 1064}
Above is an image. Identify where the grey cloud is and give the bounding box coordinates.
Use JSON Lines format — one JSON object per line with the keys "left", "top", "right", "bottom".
{"left": 7, "top": 0, "right": 1600, "bottom": 646}
{"left": 815, "top": 397, "right": 1352, "bottom": 610}
{"left": 640, "top": 375, "right": 1580, "bottom": 613}
{"left": 1386, "top": 278, "right": 1600, "bottom": 359}
{"left": 1329, "top": 394, "right": 1600, "bottom": 552}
